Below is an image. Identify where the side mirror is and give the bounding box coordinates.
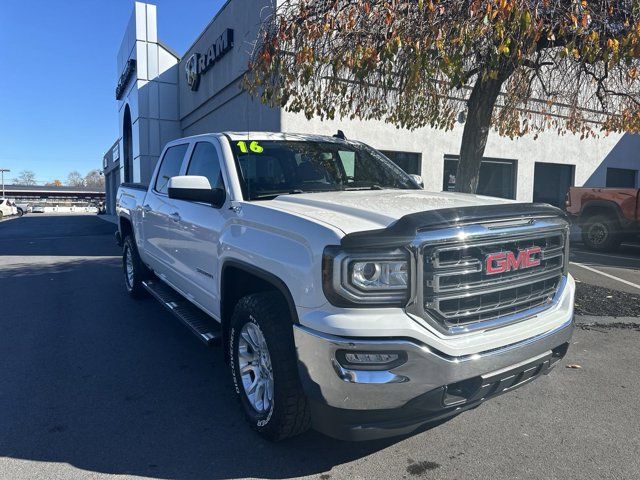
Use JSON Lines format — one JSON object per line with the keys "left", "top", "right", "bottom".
{"left": 409, "top": 174, "right": 424, "bottom": 189}
{"left": 168, "top": 176, "right": 226, "bottom": 208}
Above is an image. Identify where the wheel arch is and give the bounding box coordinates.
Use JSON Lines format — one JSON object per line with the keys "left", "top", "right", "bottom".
{"left": 220, "top": 260, "right": 299, "bottom": 356}
{"left": 579, "top": 200, "right": 625, "bottom": 227}
{"left": 119, "top": 216, "right": 133, "bottom": 240}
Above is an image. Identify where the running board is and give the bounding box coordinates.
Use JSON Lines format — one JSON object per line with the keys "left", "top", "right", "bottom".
{"left": 142, "top": 280, "right": 221, "bottom": 346}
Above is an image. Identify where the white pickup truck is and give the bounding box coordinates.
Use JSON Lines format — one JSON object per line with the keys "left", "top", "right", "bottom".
{"left": 116, "top": 132, "right": 575, "bottom": 441}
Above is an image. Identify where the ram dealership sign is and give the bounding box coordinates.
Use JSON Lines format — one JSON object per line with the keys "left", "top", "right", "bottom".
{"left": 185, "top": 29, "right": 234, "bottom": 91}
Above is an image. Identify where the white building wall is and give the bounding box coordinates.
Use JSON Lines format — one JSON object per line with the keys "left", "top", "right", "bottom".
{"left": 116, "top": 2, "right": 181, "bottom": 185}
{"left": 282, "top": 112, "right": 636, "bottom": 202}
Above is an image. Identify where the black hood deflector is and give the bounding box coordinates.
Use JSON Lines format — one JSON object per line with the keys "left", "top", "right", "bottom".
{"left": 340, "top": 203, "right": 566, "bottom": 249}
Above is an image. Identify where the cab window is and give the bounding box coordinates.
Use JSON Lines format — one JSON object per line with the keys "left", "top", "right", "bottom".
{"left": 154, "top": 144, "right": 188, "bottom": 195}
{"left": 186, "top": 142, "right": 224, "bottom": 189}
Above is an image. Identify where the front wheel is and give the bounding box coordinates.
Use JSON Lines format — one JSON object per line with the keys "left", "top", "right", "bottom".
{"left": 581, "top": 214, "right": 621, "bottom": 252}
{"left": 229, "top": 292, "right": 310, "bottom": 441}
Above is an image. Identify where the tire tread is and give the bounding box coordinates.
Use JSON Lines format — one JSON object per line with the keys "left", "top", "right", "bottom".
{"left": 230, "top": 292, "right": 310, "bottom": 441}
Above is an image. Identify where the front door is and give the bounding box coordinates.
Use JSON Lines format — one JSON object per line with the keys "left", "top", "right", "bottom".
{"left": 141, "top": 143, "right": 189, "bottom": 282}
{"left": 166, "top": 140, "right": 229, "bottom": 317}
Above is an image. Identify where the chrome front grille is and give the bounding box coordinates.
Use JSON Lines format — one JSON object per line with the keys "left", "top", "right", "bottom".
{"left": 416, "top": 220, "right": 568, "bottom": 334}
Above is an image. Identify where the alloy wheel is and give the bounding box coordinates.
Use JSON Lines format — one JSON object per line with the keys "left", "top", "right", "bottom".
{"left": 237, "top": 322, "right": 274, "bottom": 414}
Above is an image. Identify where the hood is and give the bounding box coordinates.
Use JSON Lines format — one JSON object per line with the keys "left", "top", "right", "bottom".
{"left": 265, "top": 189, "right": 516, "bottom": 235}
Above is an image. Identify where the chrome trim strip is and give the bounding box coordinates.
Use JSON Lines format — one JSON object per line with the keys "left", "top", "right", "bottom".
{"left": 436, "top": 289, "right": 554, "bottom": 320}
{"left": 432, "top": 269, "right": 562, "bottom": 301}
{"left": 433, "top": 265, "right": 563, "bottom": 294}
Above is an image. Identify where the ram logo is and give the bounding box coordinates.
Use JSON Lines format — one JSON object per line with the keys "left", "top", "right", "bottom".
{"left": 485, "top": 247, "right": 542, "bottom": 275}
{"left": 185, "top": 53, "right": 201, "bottom": 91}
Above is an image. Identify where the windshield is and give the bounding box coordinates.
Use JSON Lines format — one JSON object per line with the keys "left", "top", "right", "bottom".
{"left": 229, "top": 140, "right": 419, "bottom": 201}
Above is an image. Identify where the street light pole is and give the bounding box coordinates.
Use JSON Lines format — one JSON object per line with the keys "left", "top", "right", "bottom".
{"left": 0, "top": 169, "right": 9, "bottom": 198}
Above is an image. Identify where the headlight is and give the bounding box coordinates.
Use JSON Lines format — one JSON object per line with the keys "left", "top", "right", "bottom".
{"left": 322, "top": 246, "right": 411, "bottom": 306}
{"left": 351, "top": 260, "right": 408, "bottom": 290}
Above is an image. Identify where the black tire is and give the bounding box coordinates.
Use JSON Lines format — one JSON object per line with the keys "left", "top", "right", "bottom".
{"left": 229, "top": 292, "right": 310, "bottom": 441}
{"left": 17, "top": 208, "right": 24, "bottom": 217}
{"left": 581, "top": 214, "right": 622, "bottom": 252}
{"left": 122, "top": 235, "right": 150, "bottom": 298}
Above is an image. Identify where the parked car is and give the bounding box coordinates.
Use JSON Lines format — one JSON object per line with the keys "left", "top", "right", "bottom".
{"left": 117, "top": 132, "right": 575, "bottom": 441}
{"left": 0, "top": 199, "right": 16, "bottom": 219}
{"left": 8, "top": 200, "right": 18, "bottom": 216}
{"left": 16, "top": 202, "right": 32, "bottom": 216}
{"left": 31, "top": 204, "right": 45, "bottom": 213}
{"left": 566, "top": 187, "right": 640, "bottom": 251}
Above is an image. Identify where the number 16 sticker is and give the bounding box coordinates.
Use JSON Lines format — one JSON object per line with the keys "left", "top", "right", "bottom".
{"left": 237, "top": 141, "right": 264, "bottom": 153}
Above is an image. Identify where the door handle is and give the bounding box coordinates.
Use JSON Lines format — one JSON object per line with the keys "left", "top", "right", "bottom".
{"left": 170, "top": 211, "right": 181, "bottom": 222}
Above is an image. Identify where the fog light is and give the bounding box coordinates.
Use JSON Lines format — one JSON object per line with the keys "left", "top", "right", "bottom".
{"left": 345, "top": 353, "right": 398, "bottom": 364}
{"left": 336, "top": 350, "right": 407, "bottom": 370}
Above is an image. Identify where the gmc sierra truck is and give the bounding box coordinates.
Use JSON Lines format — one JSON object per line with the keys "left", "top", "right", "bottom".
{"left": 116, "top": 132, "right": 575, "bottom": 441}
{"left": 566, "top": 186, "right": 640, "bottom": 251}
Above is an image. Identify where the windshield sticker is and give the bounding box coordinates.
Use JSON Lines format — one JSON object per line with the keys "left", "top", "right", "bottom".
{"left": 236, "top": 141, "right": 264, "bottom": 154}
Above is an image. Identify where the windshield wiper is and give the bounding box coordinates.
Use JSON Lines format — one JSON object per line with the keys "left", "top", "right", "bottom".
{"left": 344, "top": 184, "right": 385, "bottom": 191}
{"left": 249, "top": 189, "right": 306, "bottom": 201}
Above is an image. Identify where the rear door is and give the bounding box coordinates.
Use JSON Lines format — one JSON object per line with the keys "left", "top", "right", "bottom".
{"left": 165, "top": 139, "right": 230, "bottom": 316}
{"left": 141, "top": 143, "right": 189, "bottom": 283}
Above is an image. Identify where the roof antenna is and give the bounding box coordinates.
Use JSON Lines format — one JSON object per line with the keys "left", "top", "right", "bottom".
{"left": 333, "top": 130, "right": 346, "bottom": 140}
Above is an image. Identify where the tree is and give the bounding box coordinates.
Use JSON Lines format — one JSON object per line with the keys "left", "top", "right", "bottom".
{"left": 66, "top": 171, "right": 85, "bottom": 187}
{"left": 245, "top": 0, "right": 640, "bottom": 193}
{"left": 45, "top": 179, "right": 63, "bottom": 187}
{"left": 13, "top": 170, "right": 37, "bottom": 186}
{"left": 84, "top": 169, "right": 105, "bottom": 189}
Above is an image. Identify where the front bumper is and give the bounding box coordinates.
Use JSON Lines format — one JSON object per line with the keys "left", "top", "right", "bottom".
{"left": 293, "top": 318, "right": 573, "bottom": 440}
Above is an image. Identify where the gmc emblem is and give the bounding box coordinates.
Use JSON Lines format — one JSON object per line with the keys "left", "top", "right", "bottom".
{"left": 485, "top": 247, "right": 541, "bottom": 275}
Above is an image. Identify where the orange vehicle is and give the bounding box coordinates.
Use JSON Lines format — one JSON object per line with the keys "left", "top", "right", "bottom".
{"left": 566, "top": 187, "right": 640, "bottom": 251}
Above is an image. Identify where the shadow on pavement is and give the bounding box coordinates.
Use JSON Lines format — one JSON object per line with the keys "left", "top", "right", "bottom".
{"left": 0, "top": 215, "right": 418, "bottom": 479}
{"left": 0, "top": 214, "right": 118, "bottom": 257}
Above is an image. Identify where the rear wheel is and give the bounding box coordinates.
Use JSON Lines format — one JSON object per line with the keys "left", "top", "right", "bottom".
{"left": 581, "top": 214, "right": 621, "bottom": 252}
{"left": 229, "top": 292, "right": 310, "bottom": 441}
{"left": 122, "top": 235, "right": 150, "bottom": 298}
{"left": 17, "top": 208, "right": 24, "bottom": 217}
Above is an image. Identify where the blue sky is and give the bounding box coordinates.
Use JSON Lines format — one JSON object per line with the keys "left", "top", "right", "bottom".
{"left": 0, "top": 0, "right": 226, "bottom": 185}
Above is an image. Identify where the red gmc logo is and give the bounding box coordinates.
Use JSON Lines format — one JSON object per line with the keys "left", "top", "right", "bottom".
{"left": 485, "top": 247, "right": 541, "bottom": 275}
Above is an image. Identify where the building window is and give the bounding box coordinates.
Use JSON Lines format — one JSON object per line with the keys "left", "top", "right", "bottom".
{"left": 606, "top": 168, "right": 637, "bottom": 188}
{"left": 533, "top": 163, "right": 575, "bottom": 208}
{"left": 443, "top": 156, "right": 517, "bottom": 199}
{"left": 379, "top": 151, "right": 422, "bottom": 175}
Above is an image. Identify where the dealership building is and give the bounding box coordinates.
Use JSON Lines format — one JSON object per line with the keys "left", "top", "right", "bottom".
{"left": 104, "top": 0, "right": 640, "bottom": 214}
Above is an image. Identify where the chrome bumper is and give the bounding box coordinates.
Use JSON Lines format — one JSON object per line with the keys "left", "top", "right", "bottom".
{"left": 293, "top": 318, "right": 574, "bottom": 412}
{"left": 294, "top": 318, "right": 573, "bottom": 440}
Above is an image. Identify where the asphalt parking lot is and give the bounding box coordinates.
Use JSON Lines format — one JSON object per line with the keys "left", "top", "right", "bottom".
{"left": 570, "top": 243, "right": 640, "bottom": 294}
{"left": 1, "top": 214, "right": 639, "bottom": 480}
